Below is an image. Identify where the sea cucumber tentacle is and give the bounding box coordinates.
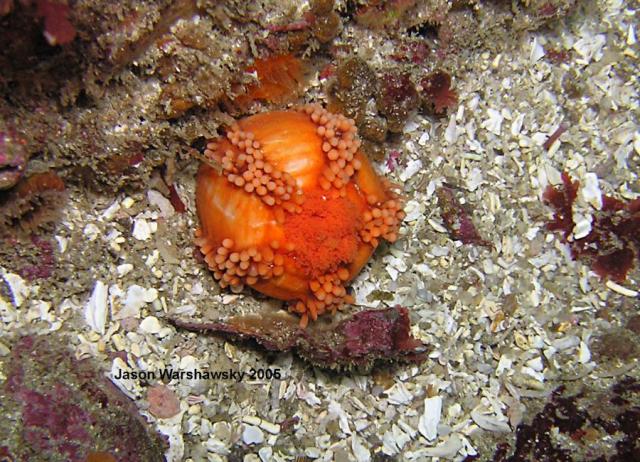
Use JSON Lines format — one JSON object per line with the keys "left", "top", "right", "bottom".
{"left": 298, "top": 103, "right": 362, "bottom": 196}
{"left": 204, "top": 129, "right": 304, "bottom": 214}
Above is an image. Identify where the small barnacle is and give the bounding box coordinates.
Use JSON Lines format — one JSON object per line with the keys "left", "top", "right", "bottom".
{"left": 420, "top": 70, "right": 458, "bottom": 115}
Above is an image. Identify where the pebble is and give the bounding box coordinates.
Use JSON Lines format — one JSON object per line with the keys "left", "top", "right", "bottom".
{"left": 83, "top": 223, "right": 101, "bottom": 241}
{"left": 147, "top": 384, "right": 181, "bottom": 419}
{"left": 212, "top": 422, "right": 231, "bottom": 442}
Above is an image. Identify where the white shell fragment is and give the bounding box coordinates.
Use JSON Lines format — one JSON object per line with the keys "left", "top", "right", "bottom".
{"left": 148, "top": 189, "right": 175, "bottom": 218}
{"left": 482, "top": 108, "right": 503, "bottom": 135}
{"left": 115, "top": 284, "right": 158, "bottom": 320}
{"left": 117, "top": 263, "right": 134, "bottom": 277}
{"left": 132, "top": 217, "right": 153, "bottom": 241}
{"left": 242, "top": 425, "right": 264, "bottom": 445}
{"left": 580, "top": 173, "right": 603, "bottom": 209}
{"left": 418, "top": 396, "right": 442, "bottom": 441}
{"left": 2, "top": 271, "right": 29, "bottom": 307}
{"left": 605, "top": 280, "right": 638, "bottom": 297}
{"left": 399, "top": 159, "right": 422, "bottom": 182}
{"left": 573, "top": 32, "right": 606, "bottom": 62}
{"left": 385, "top": 382, "right": 413, "bottom": 405}
{"left": 422, "top": 434, "right": 463, "bottom": 458}
{"left": 572, "top": 214, "right": 593, "bottom": 240}
{"left": 139, "top": 316, "right": 162, "bottom": 334}
{"left": 471, "top": 406, "right": 511, "bottom": 432}
{"left": 578, "top": 341, "right": 591, "bottom": 363}
{"left": 530, "top": 37, "right": 545, "bottom": 62}
{"left": 84, "top": 281, "right": 108, "bottom": 334}
{"left": 351, "top": 435, "right": 371, "bottom": 462}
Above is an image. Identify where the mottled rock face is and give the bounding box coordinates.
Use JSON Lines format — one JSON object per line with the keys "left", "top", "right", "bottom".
{"left": 1, "top": 335, "right": 167, "bottom": 462}
{"left": 0, "top": 131, "right": 28, "bottom": 191}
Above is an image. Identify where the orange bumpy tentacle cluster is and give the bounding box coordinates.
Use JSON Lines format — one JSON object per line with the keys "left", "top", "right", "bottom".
{"left": 195, "top": 105, "right": 404, "bottom": 327}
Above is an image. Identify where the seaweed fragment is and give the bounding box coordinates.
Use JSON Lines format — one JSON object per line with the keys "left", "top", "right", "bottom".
{"left": 170, "top": 305, "right": 429, "bottom": 371}
{"left": 377, "top": 72, "right": 419, "bottom": 133}
{"left": 420, "top": 70, "right": 458, "bottom": 115}
{"left": 437, "top": 185, "right": 490, "bottom": 246}
{"left": 543, "top": 172, "right": 640, "bottom": 282}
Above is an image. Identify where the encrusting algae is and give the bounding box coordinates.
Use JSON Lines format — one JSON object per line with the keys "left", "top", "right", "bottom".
{"left": 195, "top": 104, "right": 404, "bottom": 327}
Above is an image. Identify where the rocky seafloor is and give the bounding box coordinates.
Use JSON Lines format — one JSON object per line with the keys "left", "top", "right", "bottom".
{"left": 0, "top": 0, "right": 638, "bottom": 461}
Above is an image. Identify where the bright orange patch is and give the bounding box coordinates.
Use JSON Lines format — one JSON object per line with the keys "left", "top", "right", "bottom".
{"left": 196, "top": 105, "right": 404, "bottom": 326}
{"left": 284, "top": 190, "right": 361, "bottom": 279}
{"left": 235, "top": 54, "right": 305, "bottom": 105}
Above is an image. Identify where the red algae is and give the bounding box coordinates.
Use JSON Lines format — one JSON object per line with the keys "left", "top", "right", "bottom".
{"left": 34, "top": 0, "right": 76, "bottom": 45}
{"left": 543, "top": 172, "right": 640, "bottom": 282}
{"left": 420, "top": 70, "right": 458, "bottom": 115}
{"left": 437, "top": 185, "right": 489, "bottom": 246}
{"left": 2, "top": 335, "right": 167, "bottom": 461}
{"left": 543, "top": 171, "right": 579, "bottom": 239}
{"left": 167, "top": 183, "right": 186, "bottom": 214}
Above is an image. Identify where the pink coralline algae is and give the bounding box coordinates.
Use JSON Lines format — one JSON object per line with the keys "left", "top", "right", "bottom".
{"left": 385, "top": 150, "right": 402, "bottom": 172}
{"left": 543, "top": 172, "right": 640, "bottom": 282}
{"left": 1, "top": 335, "right": 167, "bottom": 462}
{"left": 170, "top": 305, "right": 428, "bottom": 370}
{"left": 17, "top": 235, "right": 55, "bottom": 280}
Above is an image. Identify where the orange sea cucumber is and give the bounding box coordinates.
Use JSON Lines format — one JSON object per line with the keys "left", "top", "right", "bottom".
{"left": 195, "top": 104, "right": 404, "bottom": 327}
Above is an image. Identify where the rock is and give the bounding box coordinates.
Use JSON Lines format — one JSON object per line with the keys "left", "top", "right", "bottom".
{"left": 1, "top": 335, "right": 167, "bottom": 460}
